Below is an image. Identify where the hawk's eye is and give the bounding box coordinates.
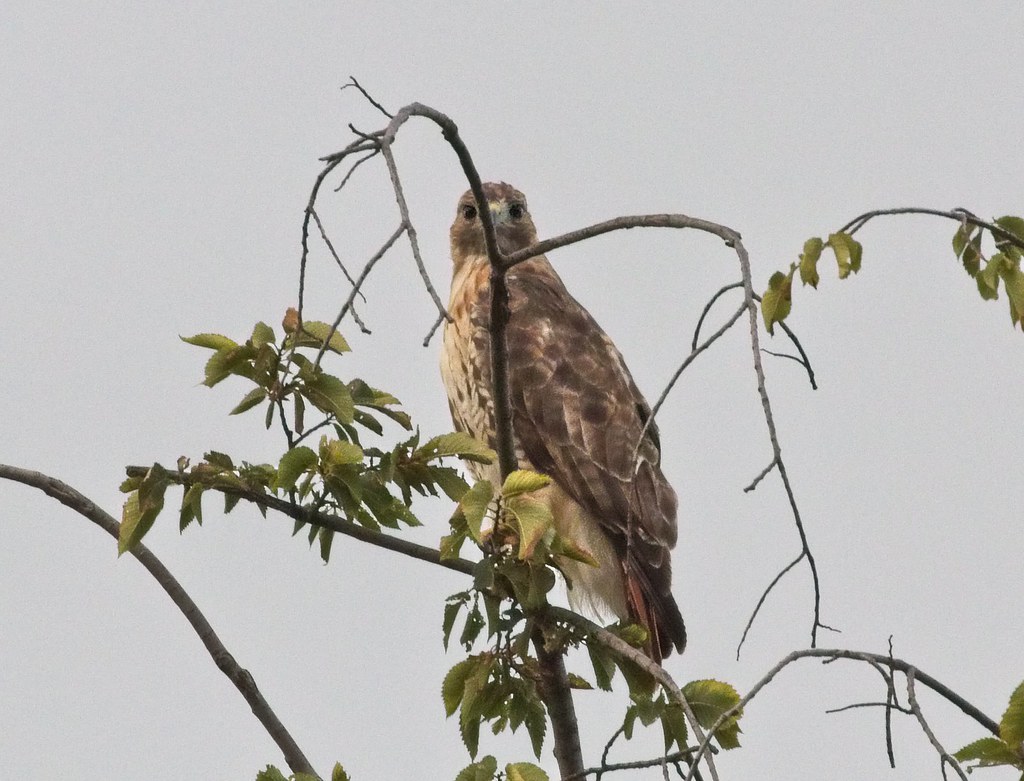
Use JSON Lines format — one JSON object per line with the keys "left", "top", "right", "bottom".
{"left": 509, "top": 203, "right": 525, "bottom": 220}
{"left": 461, "top": 204, "right": 477, "bottom": 220}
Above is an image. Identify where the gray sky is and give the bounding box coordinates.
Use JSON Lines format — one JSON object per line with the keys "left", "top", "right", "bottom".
{"left": 2, "top": 3, "right": 1022, "bottom": 780}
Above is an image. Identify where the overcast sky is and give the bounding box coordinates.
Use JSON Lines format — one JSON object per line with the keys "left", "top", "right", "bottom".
{"left": 2, "top": 3, "right": 1022, "bottom": 780}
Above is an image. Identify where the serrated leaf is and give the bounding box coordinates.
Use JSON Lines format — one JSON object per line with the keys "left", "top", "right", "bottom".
{"left": 443, "top": 599, "right": 466, "bottom": 651}
{"left": 443, "top": 658, "right": 478, "bottom": 717}
{"left": 274, "top": 446, "right": 318, "bottom": 492}
{"left": 506, "top": 495, "right": 553, "bottom": 560}
{"left": 303, "top": 374, "right": 355, "bottom": 422}
{"left": 254, "top": 766, "right": 288, "bottom": 781}
{"left": 1001, "top": 681, "right": 1024, "bottom": 747}
{"left": 524, "top": 693, "right": 547, "bottom": 759}
{"left": 202, "top": 345, "right": 255, "bottom": 387}
{"left": 995, "top": 216, "right": 1024, "bottom": 260}
{"left": 661, "top": 702, "right": 689, "bottom": 752}
{"left": 118, "top": 465, "right": 170, "bottom": 555}
{"left": 798, "top": 236, "right": 823, "bottom": 288}
{"left": 416, "top": 432, "right": 496, "bottom": 465}
{"left": 230, "top": 387, "right": 267, "bottom": 415}
{"left": 320, "top": 437, "right": 364, "bottom": 467}
{"left": 501, "top": 469, "right": 550, "bottom": 498}
{"left": 953, "top": 223, "right": 983, "bottom": 276}
{"left": 454, "top": 755, "right": 497, "bottom": 781}
{"left": 431, "top": 467, "right": 471, "bottom": 502}
{"left": 761, "top": 268, "right": 793, "bottom": 335}
{"left": 179, "top": 482, "right": 203, "bottom": 532}
{"left": 828, "top": 232, "right": 863, "bottom": 279}
{"left": 683, "top": 679, "right": 743, "bottom": 749}
{"left": 300, "top": 320, "right": 350, "bottom": 354}
{"left": 440, "top": 530, "right": 468, "bottom": 561}
{"left": 458, "top": 481, "right": 494, "bottom": 544}
{"left": 251, "top": 321, "right": 276, "bottom": 349}
{"left": 954, "top": 736, "right": 1021, "bottom": 767}
{"left": 505, "top": 762, "right": 549, "bottom": 781}
{"left": 588, "top": 645, "right": 616, "bottom": 691}
{"left": 978, "top": 253, "right": 1008, "bottom": 301}
{"left": 999, "top": 261, "right": 1024, "bottom": 329}
{"left": 181, "top": 332, "right": 238, "bottom": 351}
{"left": 566, "top": 673, "right": 593, "bottom": 690}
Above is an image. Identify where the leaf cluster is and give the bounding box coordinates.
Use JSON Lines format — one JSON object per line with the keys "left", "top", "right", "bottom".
{"left": 954, "top": 680, "right": 1024, "bottom": 778}
{"left": 118, "top": 315, "right": 495, "bottom": 559}
{"left": 760, "top": 216, "right": 1024, "bottom": 335}
{"left": 256, "top": 762, "right": 349, "bottom": 781}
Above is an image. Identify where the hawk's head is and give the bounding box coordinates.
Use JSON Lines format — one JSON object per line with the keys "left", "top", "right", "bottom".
{"left": 450, "top": 182, "right": 538, "bottom": 263}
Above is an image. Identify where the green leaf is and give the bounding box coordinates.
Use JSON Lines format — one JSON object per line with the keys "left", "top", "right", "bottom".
{"left": 118, "top": 464, "right": 170, "bottom": 555}
{"left": 230, "top": 387, "right": 268, "bottom": 415}
{"left": 661, "top": 702, "right": 689, "bottom": 752}
{"left": 760, "top": 268, "right": 793, "bottom": 335}
{"left": 443, "top": 597, "right": 466, "bottom": 651}
{"left": 443, "top": 658, "right": 477, "bottom": 718}
{"left": 566, "top": 673, "right": 593, "bottom": 690}
{"left": 953, "top": 223, "right": 983, "bottom": 276}
{"left": 303, "top": 374, "right": 355, "bottom": 422}
{"left": 254, "top": 766, "right": 288, "bottom": 781}
{"left": 501, "top": 469, "right": 550, "bottom": 498}
{"left": 274, "top": 446, "right": 318, "bottom": 492}
{"left": 523, "top": 694, "right": 547, "bottom": 759}
{"left": 588, "top": 644, "right": 616, "bottom": 691}
{"left": 454, "top": 755, "right": 497, "bottom": 781}
{"left": 1001, "top": 681, "right": 1024, "bottom": 747}
{"left": 431, "top": 467, "right": 471, "bottom": 502}
{"left": 798, "top": 236, "right": 823, "bottom": 288}
{"left": 458, "top": 481, "right": 494, "bottom": 544}
{"left": 683, "top": 679, "right": 743, "bottom": 749}
{"left": 505, "top": 495, "right": 553, "bottom": 560}
{"left": 181, "top": 332, "right": 238, "bottom": 351}
{"left": 300, "top": 320, "right": 350, "bottom": 354}
{"left": 828, "top": 232, "right": 863, "bottom": 279}
{"left": 998, "top": 260, "right": 1024, "bottom": 329}
{"left": 416, "top": 432, "right": 496, "bottom": 465}
{"left": 977, "top": 253, "right": 1005, "bottom": 301}
{"left": 954, "top": 736, "right": 1021, "bottom": 767}
{"left": 995, "top": 216, "right": 1024, "bottom": 260}
{"left": 320, "top": 437, "right": 364, "bottom": 467}
{"left": 251, "top": 321, "right": 276, "bottom": 349}
{"left": 179, "top": 482, "right": 204, "bottom": 532}
{"left": 505, "top": 762, "right": 549, "bottom": 781}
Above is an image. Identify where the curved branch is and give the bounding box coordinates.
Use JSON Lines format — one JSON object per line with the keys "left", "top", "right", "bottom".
{"left": 0, "top": 464, "right": 321, "bottom": 780}
{"left": 838, "top": 207, "right": 1024, "bottom": 252}
{"left": 685, "top": 648, "right": 999, "bottom": 780}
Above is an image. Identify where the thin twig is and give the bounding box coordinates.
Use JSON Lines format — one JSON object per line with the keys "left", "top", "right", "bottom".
{"left": 734, "top": 551, "right": 801, "bottom": 660}
{"left": 314, "top": 223, "right": 405, "bottom": 369}
{"left": 907, "top": 669, "right": 969, "bottom": 781}
{"left": 839, "top": 207, "right": 1024, "bottom": 252}
{"left": 341, "top": 76, "right": 393, "bottom": 119}
{"left": 634, "top": 303, "right": 747, "bottom": 463}
{"left": 332, "top": 148, "right": 380, "bottom": 193}
{"left": 309, "top": 207, "right": 370, "bottom": 334}
{"left": 734, "top": 236, "right": 830, "bottom": 651}
{"left": 0, "top": 465, "right": 321, "bottom": 780}
{"left": 742, "top": 458, "right": 778, "bottom": 493}
{"left": 691, "top": 282, "right": 744, "bottom": 350}
{"left": 685, "top": 648, "right": 999, "bottom": 780}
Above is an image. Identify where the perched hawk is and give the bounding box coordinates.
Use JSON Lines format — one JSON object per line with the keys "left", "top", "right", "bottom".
{"left": 440, "top": 182, "right": 686, "bottom": 662}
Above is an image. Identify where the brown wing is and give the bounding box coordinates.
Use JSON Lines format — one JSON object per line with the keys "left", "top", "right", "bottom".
{"left": 504, "top": 258, "right": 686, "bottom": 659}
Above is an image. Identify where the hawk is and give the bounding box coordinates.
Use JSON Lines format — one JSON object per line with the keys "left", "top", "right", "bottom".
{"left": 440, "top": 182, "right": 686, "bottom": 662}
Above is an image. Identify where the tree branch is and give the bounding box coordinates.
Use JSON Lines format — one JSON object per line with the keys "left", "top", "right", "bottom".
{"left": 684, "top": 648, "right": 999, "bottom": 780}
{"left": 839, "top": 206, "right": 1024, "bottom": 252}
{"left": 0, "top": 464, "right": 321, "bottom": 780}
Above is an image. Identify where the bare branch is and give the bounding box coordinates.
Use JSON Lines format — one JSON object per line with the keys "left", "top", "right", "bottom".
{"left": 310, "top": 206, "right": 369, "bottom": 334}
{"left": 0, "top": 464, "right": 321, "bottom": 780}
{"left": 742, "top": 458, "right": 778, "bottom": 494}
{"left": 691, "top": 282, "right": 744, "bottom": 350}
{"left": 685, "top": 648, "right": 999, "bottom": 779}
{"left": 340, "top": 76, "right": 393, "bottom": 119}
{"left": 314, "top": 223, "right": 405, "bottom": 368}
{"left": 907, "top": 669, "right": 969, "bottom": 781}
{"left": 735, "top": 551, "right": 801, "bottom": 660}
{"left": 839, "top": 206, "right": 1024, "bottom": 252}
